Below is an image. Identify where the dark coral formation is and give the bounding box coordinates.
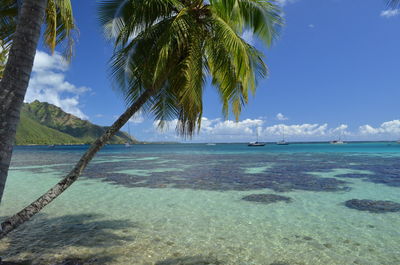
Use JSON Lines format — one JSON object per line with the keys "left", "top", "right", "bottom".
{"left": 242, "top": 194, "right": 292, "bottom": 204}
{"left": 344, "top": 199, "right": 400, "bottom": 213}
{"left": 11, "top": 144, "right": 400, "bottom": 193}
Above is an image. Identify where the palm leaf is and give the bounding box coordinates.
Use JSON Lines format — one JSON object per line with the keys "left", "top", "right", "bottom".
{"left": 387, "top": 0, "right": 400, "bottom": 7}
{"left": 0, "top": 0, "right": 76, "bottom": 60}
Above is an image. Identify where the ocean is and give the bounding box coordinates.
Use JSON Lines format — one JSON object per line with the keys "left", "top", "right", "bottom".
{"left": 1, "top": 143, "right": 399, "bottom": 264}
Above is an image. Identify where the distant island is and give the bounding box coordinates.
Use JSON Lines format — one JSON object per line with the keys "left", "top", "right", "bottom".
{"left": 16, "top": 100, "right": 137, "bottom": 145}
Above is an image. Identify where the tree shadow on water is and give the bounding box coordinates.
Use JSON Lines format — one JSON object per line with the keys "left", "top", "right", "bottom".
{"left": 0, "top": 213, "right": 139, "bottom": 264}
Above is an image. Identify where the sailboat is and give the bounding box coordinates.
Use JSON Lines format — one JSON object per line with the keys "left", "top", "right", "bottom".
{"left": 330, "top": 132, "right": 345, "bottom": 144}
{"left": 276, "top": 125, "right": 289, "bottom": 145}
{"left": 330, "top": 140, "right": 344, "bottom": 144}
{"left": 248, "top": 127, "right": 265, "bottom": 147}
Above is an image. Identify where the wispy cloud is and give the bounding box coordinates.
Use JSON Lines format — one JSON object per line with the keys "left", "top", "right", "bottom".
{"left": 359, "top": 120, "right": 400, "bottom": 135}
{"left": 263, "top": 123, "right": 328, "bottom": 137}
{"left": 330, "top": 124, "right": 348, "bottom": 134}
{"left": 380, "top": 9, "right": 400, "bottom": 18}
{"left": 153, "top": 118, "right": 264, "bottom": 137}
{"left": 276, "top": 113, "right": 288, "bottom": 121}
{"left": 25, "top": 51, "right": 90, "bottom": 119}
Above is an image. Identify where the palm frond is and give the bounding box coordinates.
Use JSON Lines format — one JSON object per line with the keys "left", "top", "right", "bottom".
{"left": 0, "top": 0, "right": 76, "bottom": 60}
{"left": 98, "top": 0, "right": 183, "bottom": 47}
{"left": 175, "top": 29, "right": 205, "bottom": 136}
{"left": 44, "top": 0, "right": 57, "bottom": 53}
{"left": 387, "top": 0, "right": 400, "bottom": 8}
{"left": 210, "top": 0, "right": 282, "bottom": 45}
{"left": 0, "top": 41, "right": 8, "bottom": 79}
{"left": 0, "top": 0, "right": 17, "bottom": 49}
{"left": 206, "top": 12, "right": 266, "bottom": 120}
{"left": 48, "top": 0, "right": 76, "bottom": 60}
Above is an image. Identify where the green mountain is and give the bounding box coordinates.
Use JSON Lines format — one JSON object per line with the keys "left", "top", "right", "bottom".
{"left": 16, "top": 100, "right": 137, "bottom": 145}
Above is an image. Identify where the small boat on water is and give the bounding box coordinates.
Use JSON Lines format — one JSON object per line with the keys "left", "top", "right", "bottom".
{"left": 330, "top": 132, "right": 345, "bottom": 144}
{"left": 248, "top": 142, "right": 266, "bottom": 147}
{"left": 248, "top": 128, "right": 265, "bottom": 146}
{"left": 276, "top": 126, "right": 289, "bottom": 145}
{"left": 206, "top": 143, "right": 216, "bottom": 146}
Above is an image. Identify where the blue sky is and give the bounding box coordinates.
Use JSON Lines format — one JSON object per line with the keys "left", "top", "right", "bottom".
{"left": 26, "top": 0, "right": 400, "bottom": 142}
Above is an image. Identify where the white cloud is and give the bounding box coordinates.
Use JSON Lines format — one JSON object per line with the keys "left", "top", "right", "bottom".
{"left": 276, "top": 113, "right": 288, "bottom": 121}
{"left": 25, "top": 51, "right": 90, "bottom": 119}
{"left": 32, "top": 51, "right": 68, "bottom": 72}
{"left": 148, "top": 118, "right": 348, "bottom": 142}
{"left": 359, "top": 120, "right": 400, "bottom": 135}
{"left": 359, "top": 124, "right": 379, "bottom": 135}
{"left": 204, "top": 118, "right": 264, "bottom": 135}
{"left": 142, "top": 117, "right": 400, "bottom": 142}
{"left": 380, "top": 9, "right": 400, "bottom": 18}
{"left": 330, "top": 124, "right": 349, "bottom": 135}
{"left": 152, "top": 117, "right": 264, "bottom": 141}
{"left": 308, "top": 24, "right": 315, "bottom": 28}
{"left": 263, "top": 123, "right": 328, "bottom": 137}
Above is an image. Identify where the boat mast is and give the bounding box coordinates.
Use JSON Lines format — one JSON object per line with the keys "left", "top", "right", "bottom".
{"left": 256, "top": 127, "right": 259, "bottom": 142}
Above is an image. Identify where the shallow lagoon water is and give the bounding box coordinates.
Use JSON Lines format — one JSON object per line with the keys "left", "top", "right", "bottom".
{"left": 1, "top": 143, "right": 400, "bottom": 264}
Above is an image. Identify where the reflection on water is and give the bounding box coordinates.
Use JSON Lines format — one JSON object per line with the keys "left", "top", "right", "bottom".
{"left": 0, "top": 143, "right": 399, "bottom": 264}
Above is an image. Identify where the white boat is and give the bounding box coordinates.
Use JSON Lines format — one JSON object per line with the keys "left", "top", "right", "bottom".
{"left": 276, "top": 125, "right": 289, "bottom": 145}
{"left": 330, "top": 131, "right": 345, "bottom": 144}
{"left": 248, "top": 128, "right": 265, "bottom": 147}
{"left": 206, "top": 143, "right": 216, "bottom": 146}
{"left": 248, "top": 142, "right": 266, "bottom": 147}
{"left": 330, "top": 140, "right": 344, "bottom": 144}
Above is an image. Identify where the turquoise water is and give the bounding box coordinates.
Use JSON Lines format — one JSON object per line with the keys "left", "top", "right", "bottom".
{"left": 1, "top": 143, "right": 400, "bottom": 264}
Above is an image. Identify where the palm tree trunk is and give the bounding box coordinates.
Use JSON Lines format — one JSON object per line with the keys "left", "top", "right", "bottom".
{"left": 0, "top": 89, "right": 153, "bottom": 238}
{"left": 0, "top": 0, "right": 48, "bottom": 204}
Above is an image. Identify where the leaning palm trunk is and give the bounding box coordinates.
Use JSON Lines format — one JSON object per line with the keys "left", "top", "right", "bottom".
{"left": 0, "top": 89, "right": 152, "bottom": 238}
{"left": 0, "top": 0, "right": 48, "bottom": 204}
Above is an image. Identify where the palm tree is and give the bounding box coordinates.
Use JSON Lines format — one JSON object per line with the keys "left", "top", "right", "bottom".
{"left": 0, "top": 0, "right": 282, "bottom": 238}
{"left": 0, "top": 0, "right": 75, "bottom": 205}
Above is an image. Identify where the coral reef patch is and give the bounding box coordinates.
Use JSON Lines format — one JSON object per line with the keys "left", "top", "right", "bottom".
{"left": 344, "top": 199, "right": 400, "bottom": 213}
